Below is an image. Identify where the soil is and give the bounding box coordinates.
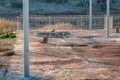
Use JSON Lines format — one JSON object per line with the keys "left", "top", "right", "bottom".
{"left": 0, "top": 29, "right": 120, "bottom": 80}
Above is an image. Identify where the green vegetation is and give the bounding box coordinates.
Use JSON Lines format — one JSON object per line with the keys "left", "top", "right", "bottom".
{"left": 0, "top": 32, "right": 16, "bottom": 39}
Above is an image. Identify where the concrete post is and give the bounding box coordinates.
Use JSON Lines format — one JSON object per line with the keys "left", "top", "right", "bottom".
{"left": 110, "top": 16, "right": 113, "bottom": 29}
{"left": 104, "top": 15, "right": 113, "bottom": 29}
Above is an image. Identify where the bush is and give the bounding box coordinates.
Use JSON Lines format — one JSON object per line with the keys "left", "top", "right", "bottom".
{"left": 8, "top": 32, "right": 16, "bottom": 38}
{"left": 0, "top": 32, "right": 16, "bottom": 39}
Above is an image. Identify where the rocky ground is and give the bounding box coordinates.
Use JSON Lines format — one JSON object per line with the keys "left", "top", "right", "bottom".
{"left": 0, "top": 29, "right": 120, "bottom": 80}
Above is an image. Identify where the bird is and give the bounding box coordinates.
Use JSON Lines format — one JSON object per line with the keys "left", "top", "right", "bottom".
{"left": 51, "top": 29, "right": 55, "bottom": 32}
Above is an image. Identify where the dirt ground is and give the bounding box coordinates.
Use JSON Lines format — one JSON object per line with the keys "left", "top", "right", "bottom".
{"left": 0, "top": 29, "right": 120, "bottom": 80}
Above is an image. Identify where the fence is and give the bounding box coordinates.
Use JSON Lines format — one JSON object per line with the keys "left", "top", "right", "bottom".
{"left": 17, "top": 15, "right": 106, "bottom": 30}
{"left": 113, "top": 15, "right": 120, "bottom": 28}
{"left": 0, "top": 14, "right": 120, "bottom": 33}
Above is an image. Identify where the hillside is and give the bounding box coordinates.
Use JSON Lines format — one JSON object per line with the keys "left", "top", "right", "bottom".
{"left": 0, "top": 0, "right": 120, "bottom": 15}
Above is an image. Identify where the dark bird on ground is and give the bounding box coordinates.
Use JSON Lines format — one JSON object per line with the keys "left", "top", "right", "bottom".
{"left": 51, "top": 29, "right": 55, "bottom": 32}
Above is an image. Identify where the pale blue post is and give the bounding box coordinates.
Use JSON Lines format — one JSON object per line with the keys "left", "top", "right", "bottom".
{"left": 106, "top": 0, "right": 110, "bottom": 38}
{"left": 89, "top": 0, "right": 92, "bottom": 30}
{"left": 23, "top": 0, "right": 30, "bottom": 77}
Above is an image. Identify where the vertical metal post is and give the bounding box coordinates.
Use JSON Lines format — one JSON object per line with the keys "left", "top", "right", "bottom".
{"left": 49, "top": 16, "right": 51, "bottom": 30}
{"left": 17, "top": 16, "right": 19, "bottom": 31}
{"left": 106, "top": 0, "right": 110, "bottom": 38}
{"left": 81, "top": 16, "right": 83, "bottom": 30}
{"left": 76, "top": 17, "right": 79, "bottom": 29}
{"left": 23, "top": 0, "right": 30, "bottom": 77}
{"left": 89, "top": 0, "right": 92, "bottom": 30}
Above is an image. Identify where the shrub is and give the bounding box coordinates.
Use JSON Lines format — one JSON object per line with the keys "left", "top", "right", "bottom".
{"left": 0, "top": 32, "right": 16, "bottom": 39}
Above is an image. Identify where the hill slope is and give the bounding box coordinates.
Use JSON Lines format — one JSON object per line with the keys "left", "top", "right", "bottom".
{"left": 0, "top": 0, "right": 120, "bottom": 15}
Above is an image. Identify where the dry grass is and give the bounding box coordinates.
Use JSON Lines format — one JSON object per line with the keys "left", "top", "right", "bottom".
{"left": 0, "top": 56, "right": 9, "bottom": 68}
{"left": 0, "top": 50, "right": 15, "bottom": 56}
{"left": 0, "top": 39, "right": 14, "bottom": 68}
{"left": 39, "top": 23, "right": 73, "bottom": 30}
{"left": 0, "top": 19, "right": 16, "bottom": 34}
{"left": 0, "top": 39, "right": 14, "bottom": 56}
{"left": 0, "top": 46, "right": 15, "bottom": 56}
{"left": 0, "top": 47, "right": 12, "bottom": 52}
